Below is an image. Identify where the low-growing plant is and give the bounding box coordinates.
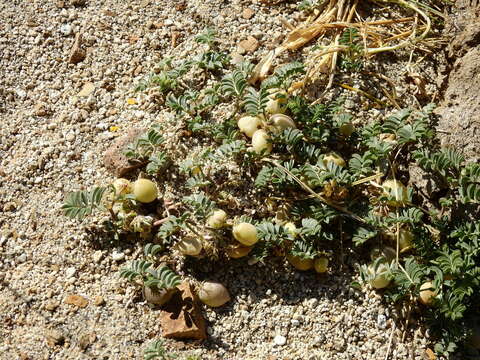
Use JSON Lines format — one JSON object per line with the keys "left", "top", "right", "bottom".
{"left": 63, "top": 29, "right": 480, "bottom": 357}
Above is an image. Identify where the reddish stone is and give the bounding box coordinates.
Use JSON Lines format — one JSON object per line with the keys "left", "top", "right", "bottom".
{"left": 103, "top": 128, "right": 147, "bottom": 176}
{"left": 160, "top": 282, "right": 207, "bottom": 340}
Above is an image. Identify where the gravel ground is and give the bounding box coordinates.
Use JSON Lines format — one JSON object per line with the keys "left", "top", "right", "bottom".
{"left": 0, "top": 0, "right": 441, "bottom": 359}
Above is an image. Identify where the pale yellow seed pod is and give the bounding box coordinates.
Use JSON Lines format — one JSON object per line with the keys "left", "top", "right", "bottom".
{"left": 113, "top": 178, "right": 133, "bottom": 195}
{"left": 314, "top": 257, "right": 329, "bottom": 273}
{"left": 198, "top": 281, "right": 231, "bottom": 307}
{"left": 232, "top": 222, "right": 258, "bottom": 246}
{"left": 270, "top": 114, "right": 296, "bottom": 133}
{"left": 251, "top": 129, "right": 272, "bottom": 154}
{"left": 368, "top": 263, "right": 390, "bottom": 289}
{"left": 418, "top": 281, "right": 436, "bottom": 306}
{"left": 382, "top": 179, "right": 408, "bottom": 207}
{"left": 284, "top": 222, "right": 297, "bottom": 238}
{"left": 287, "top": 255, "right": 314, "bottom": 271}
{"left": 323, "top": 152, "right": 346, "bottom": 168}
{"left": 175, "top": 237, "right": 203, "bottom": 256}
{"left": 133, "top": 179, "right": 158, "bottom": 203}
{"left": 265, "top": 88, "right": 288, "bottom": 115}
{"left": 207, "top": 209, "right": 228, "bottom": 229}
{"left": 238, "top": 116, "right": 262, "bottom": 138}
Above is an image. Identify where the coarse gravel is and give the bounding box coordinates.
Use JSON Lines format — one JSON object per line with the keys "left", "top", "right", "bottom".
{"left": 0, "top": 0, "right": 440, "bottom": 359}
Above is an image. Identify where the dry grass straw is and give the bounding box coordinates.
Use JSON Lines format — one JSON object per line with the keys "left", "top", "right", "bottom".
{"left": 251, "top": 0, "right": 436, "bottom": 94}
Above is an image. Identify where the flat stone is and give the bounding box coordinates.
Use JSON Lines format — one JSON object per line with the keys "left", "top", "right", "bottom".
{"left": 68, "top": 33, "right": 86, "bottom": 64}
{"left": 160, "top": 282, "right": 207, "bottom": 340}
{"left": 45, "top": 300, "right": 60, "bottom": 311}
{"left": 65, "top": 267, "right": 76, "bottom": 278}
{"left": 64, "top": 294, "right": 88, "bottom": 308}
{"left": 33, "top": 102, "right": 49, "bottom": 116}
{"left": 94, "top": 295, "right": 105, "bottom": 306}
{"left": 239, "top": 36, "right": 259, "bottom": 53}
{"left": 45, "top": 329, "right": 65, "bottom": 347}
{"left": 242, "top": 8, "right": 255, "bottom": 19}
{"left": 103, "top": 127, "right": 146, "bottom": 176}
{"left": 77, "top": 82, "right": 95, "bottom": 97}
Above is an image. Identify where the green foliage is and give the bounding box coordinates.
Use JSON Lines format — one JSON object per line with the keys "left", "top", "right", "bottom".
{"left": 144, "top": 266, "right": 182, "bottom": 289}
{"left": 67, "top": 33, "right": 480, "bottom": 358}
{"left": 221, "top": 70, "right": 248, "bottom": 100}
{"left": 62, "top": 187, "right": 107, "bottom": 220}
{"left": 119, "top": 259, "right": 181, "bottom": 290}
{"left": 195, "top": 51, "right": 230, "bottom": 71}
{"left": 144, "top": 340, "right": 177, "bottom": 360}
{"left": 119, "top": 260, "right": 153, "bottom": 282}
{"left": 262, "top": 62, "right": 305, "bottom": 90}
{"left": 243, "top": 86, "right": 269, "bottom": 116}
{"left": 339, "top": 28, "right": 363, "bottom": 71}
{"left": 183, "top": 192, "right": 216, "bottom": 218}
{"left": 195, "top": 28, "right": 217, "bottom": 48}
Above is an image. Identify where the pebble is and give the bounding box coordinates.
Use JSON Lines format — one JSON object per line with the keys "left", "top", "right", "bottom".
{"left": 60, "top": 24, "right": 72, "bottom": 36}
{"left": 273, "top": 335, "right": 287, "bottom": 346}
{"left": 92, "top": 250, "right": 103, "bottom": 263}
{"left": 65, "top": 267, "right": 77, "bottom": 278}
{"left": 111, "top": 250, "right": 125, "bottom": 261}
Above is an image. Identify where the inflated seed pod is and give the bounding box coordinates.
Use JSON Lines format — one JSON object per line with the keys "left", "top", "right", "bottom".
{"left": 368, "top": 263, "right": 390, "bottom": 289}
{"left": 225, "top": 244, "right": 252, "bottom": 259}
{"left": 385, "top": 229, "right": 413, "bottom": 252}
{"left": 175, "top": 237, "right": 203, "bottom": 256}
{"left": 269, "top": 114, "right": 296, "bottom": 133}
{"left": 143, "top": 286, "right": 177, "bottom": 306}
{"left": 322, "top": 152, "right": 346, "bottom": 167}
{"left": 382, "top": 179, "right": 408, "bottom": 207}
{"left": 238, "top": 116, "right": 262, "bottom": 138}
{"left": 418, "top": 281, "right": 436, "bottom": 306}
{"left": 284, "top": 222, "right": 297, "bottom": 238}
{"left": 133, "top": 179, "right": 158, "bottom": 203}
{"left": 113, "top": 178, "right": 133, "bottom": 195}
{"left": 198, "top": 281, "right": 231, "bottom": 307}
{"left": 251, "top": 129, "right": 272, "bottom": 154}
{"left": 265, "top": 88, "right": 288, "bottom": 115}
{"left": 339, "top": 122, "right": 354, "bottom": 137}
{"left": 207, "top": 209, "right": 227, "bottom": 229}
{"left": 232, "top": 222, "right": 258, "bottom": 246}
{"left": 314, "top": 257, "right": 329, "bottom": 273}
{"left": 287, "top": 254, "right": 314, "bottom": 271}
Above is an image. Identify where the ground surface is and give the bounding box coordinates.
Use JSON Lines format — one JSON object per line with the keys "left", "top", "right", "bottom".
{"left": 0, "top": 0, "right": 478, "bottom": 359}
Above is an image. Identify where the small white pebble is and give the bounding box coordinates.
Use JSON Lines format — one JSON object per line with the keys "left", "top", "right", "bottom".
{"left": 65, "top": 267, "right": 76, "bottom": 278}
{"left": 273, "top": 335, "right": 286, "bottom": 346}
{"left": 111, "top": 250, "right": 125, "bottom": 261}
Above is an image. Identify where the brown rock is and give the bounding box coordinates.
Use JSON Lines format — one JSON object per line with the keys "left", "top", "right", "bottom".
{"left": 56, "top": 1, "right": 65, "bottom": 8}
{"left": 242, "top": 8, "right": 255, "bottom": 19}
{"left": 239, "top": 36, "right": 259, "bottom": 53}
{"left": 33, "top": 102, "right": 49, "bottom": 117}
{"left": 64, "top": 294, "right": 88, "bottom": 308}
{"left": 45, "top": 300, "right": 60, "bottom": 311}
{"left": 160, "top": 282, "right": 207, "bottom": 340}
{"left": 93, "top": 295, "right": 105, "bottom": 306}
{"left": 71, "top": 0, "right": 86, "bottom": 7}
{"left": 45, "top": 329, "right": 65, "bottom": 347}
{"left": 78, "top": 332, "right": 96, "bottom": 350}
{"left": 103, "top": 128, "right": 146, "bottom": 176}
{"left": 68, "top": 33, "right": 86, "bottom": 64}
{"left": 103, "top": 9, "right": 116, "bottom": 16}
